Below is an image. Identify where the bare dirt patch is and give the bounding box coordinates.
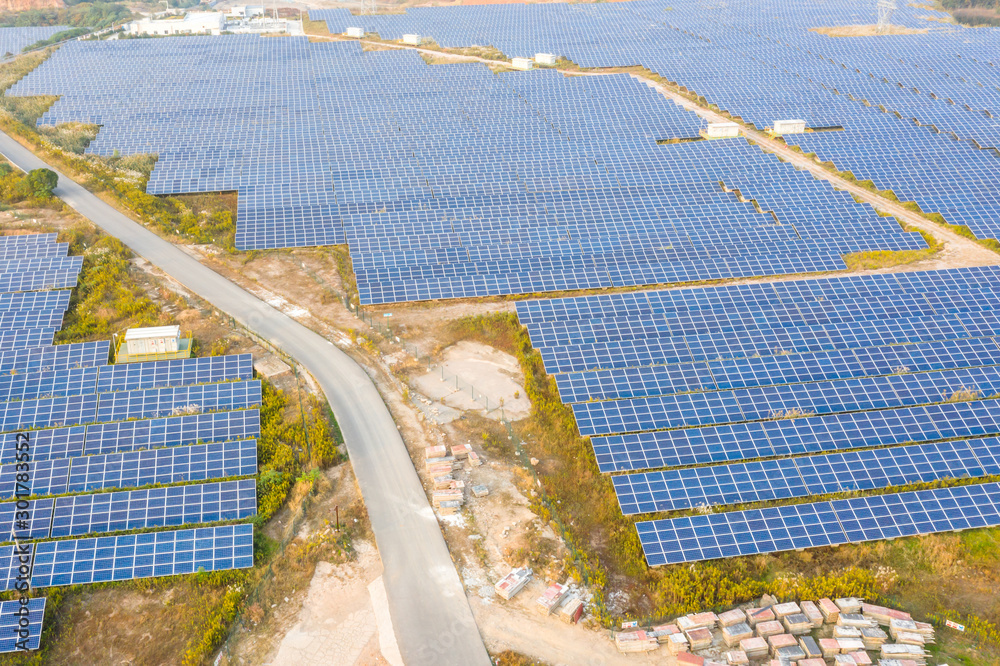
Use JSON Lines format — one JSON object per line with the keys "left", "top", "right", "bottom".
{"left": 809, "top": 24, "right": 930, "bottom": 37}
{"left": 412, "top": 341, "right": 531, "bottom": 420}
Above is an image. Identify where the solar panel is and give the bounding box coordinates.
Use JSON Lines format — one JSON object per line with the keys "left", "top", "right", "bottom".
{"left": 0, "top": 341, "right": 110, "bottom": 374}
{"left": 94, "top": 380, "right": 262, "bottom": 422}
{"left": 65, "top": 439, "right": 257, "bottom": 493}
{"left": 636, "top": 483, "right": 1000, "bottom": 566}
{"left": 49, "top": 479, "right": 257, "bottom": 538}
{"left": 5, "top": 27, "right": 944, "bottom": 303}
{"left": 83, "top": 409, "right": 261, "bottom": 456}
{"left": 0, "top": 598, "right": 45, "bottom": 653}
{"left": 0, "top": 543, "right": 32, "bottom": 591}
{"left": 0, "top": 498, "right": 54, "bottom": 540}
{"left": 95, "top": 354, "right": 254, "bottom": 393}
{"left": 613, "top": 438, "right": 999, "bottom": 514}
{"left": 30, "top": 524, "right": 254, "bottom": 587}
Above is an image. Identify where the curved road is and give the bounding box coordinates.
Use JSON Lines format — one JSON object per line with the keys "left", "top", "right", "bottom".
{"left": 0, "top": 132, "right": 491, "bottom": 666}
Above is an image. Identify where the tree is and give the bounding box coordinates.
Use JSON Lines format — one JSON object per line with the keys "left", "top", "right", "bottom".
{"left": 26, "top": 168, "right": 58, "bottom": 199}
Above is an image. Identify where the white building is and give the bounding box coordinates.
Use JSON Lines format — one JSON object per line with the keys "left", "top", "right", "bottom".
{"left": 228, "top": 6, "right": 265, "bottom": 19}
{"left": 128, "top": 12, "right": 226, "bottom": 36}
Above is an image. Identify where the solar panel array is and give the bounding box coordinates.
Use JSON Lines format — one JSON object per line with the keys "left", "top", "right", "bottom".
{"left": 7, "top": 8, "right": 954, "bottom": 302}
{"left": 313, "top": 0, "right": 1000, "bottom": 246}
{"left": 0, "top": 598, "right": 45, "bottom": 654}
{"left": 0, "top": 26, "right": 68, "bottom": 56}
{"left": 0, "top": 234, "right": 259, "bottom": 651}
{"left": 518, "top": 266, "right": 1000, "bottom": 566}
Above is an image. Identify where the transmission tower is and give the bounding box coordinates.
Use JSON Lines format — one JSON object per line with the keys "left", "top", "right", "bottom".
{"left": 877, "top": 0, "right": 896, "bottom": 34}
{"left": 359, "top": 0, "right": 377, "bottom": 15}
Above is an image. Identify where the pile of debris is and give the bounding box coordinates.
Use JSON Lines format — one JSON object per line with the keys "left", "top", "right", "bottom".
{"left": 425, "top": 444, "right": 485, "bottom": 515}
{"left": 493, "top": 570, "right": 587, "bottom": 625}
{"left": 609, "top": 596, "right": 936, "bottom": 665}
{"left": 494, "top": 567, "right": 532, "bottom": 600}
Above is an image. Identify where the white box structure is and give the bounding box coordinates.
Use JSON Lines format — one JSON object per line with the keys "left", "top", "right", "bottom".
{"left": 124, "top": 326, "right": 180, "bottom": 356}
{"left": 346, "top": 26, "right": 365, "bottom": 38}
{"left": 535, "top": 53, "right": 557, "bottom": 65}
{"left": 511, "top": 57, "right": 534, "bottom": 71}
{"left": 403, "top": 33, "right": 421, "bottom": 45}
{"left": 702, "top": 122, "right": 741, "bottom": 139}
{"left": 773, "top": 119, "right": 806, "bottom": 135}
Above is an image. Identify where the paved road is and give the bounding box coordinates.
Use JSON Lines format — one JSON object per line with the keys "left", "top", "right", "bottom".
{"left": 0, "top": 132, "right": 491, "bottom": 666}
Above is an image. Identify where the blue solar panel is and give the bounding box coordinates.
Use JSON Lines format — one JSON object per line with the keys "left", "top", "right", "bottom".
{"left": 0, "top": 598, "right": 45, "bottom": 653}
{"left": 49, "top": 479, "right": 257, "bottom": 538}
{"left": 0, "top": 367, "right": 99, "bottom": 402}
{"left": 635, "top": 483, "right": 1000, "bottom": 566}
{"left": 0, "top": 289, "right": 70, "bottom": 313}
{"left": 65, "top": 439, "right": 257, "bottom": 493}
{"left": 94, "top": 380, "right": 261, "bottom": 422}
{"left": 95, "top": 354, "right": 254, "bottom": 393}
{"left": 0, "top": 341, "right": 110, "bottom": 374}
{"left": 0, "top": 394, "right": 99, "bottom": 433}
{"left": 613, "top": 438, "right": 999, "bottom": 514}
{"left": 30, "top": 524, "right": 254, "bottom": 587}
{"left": 0, "top": 543, "right": 32, "bottom": 591}
{"left": 0, "top": 427, "right": 86, "bottom": 464}
{"left": 83, "top": 409, "right": 261, "bottom": 456}
{"left": 6, "top": 27, "right": 941, "bottom": 303}
{"left": 0, "top": 498, "right": 53, "bottom": 540}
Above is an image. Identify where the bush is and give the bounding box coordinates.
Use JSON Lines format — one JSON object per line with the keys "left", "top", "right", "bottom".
{"left": 26, "top": 167, "right": 57, "bottom": 198}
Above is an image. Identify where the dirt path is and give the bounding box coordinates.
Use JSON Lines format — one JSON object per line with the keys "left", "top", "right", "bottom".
{"left": 472, "top": 599, "right": 672, "bottom": 666}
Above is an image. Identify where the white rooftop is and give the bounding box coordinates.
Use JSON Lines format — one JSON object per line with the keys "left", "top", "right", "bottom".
{"left": 124, "top": 325, "right": 180, "bottom": 341}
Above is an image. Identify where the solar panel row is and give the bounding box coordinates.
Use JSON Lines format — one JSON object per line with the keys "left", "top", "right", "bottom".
{"left": 636, "top": 482, "right": 1000, "bottom": 566}
{"left": 518, "top": 265, "right": 1000, "bottom": 565}
{"left": 613, "top": 438, "right": 1000, "bottom": 514}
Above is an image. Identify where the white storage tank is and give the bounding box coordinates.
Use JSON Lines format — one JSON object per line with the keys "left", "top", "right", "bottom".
{"left": 534, "top": 53, "right": 557, "bottom": 66}
{"left": 402, "top": 34, "right": 422, "bottom": 45}
{"left": 702, "top": 122, "right": 741, "bottom": 139}
{"left": 511, "top": 57, "right": 534, "bottom": 71}
{"left": 346, "top": 26, "right": 365, "bottom": 38}
{"left": 773, "top": 119, "right": 806, "bottom": 135}
{"left": 124, "top": 325, "right": 180, "bottom": 356}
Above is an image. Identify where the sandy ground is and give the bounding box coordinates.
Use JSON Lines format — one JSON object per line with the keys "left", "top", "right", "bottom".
{"left": 809, "top": 24, "right": 932, "bottom": 37}
{"left": 268, "top": 541, "right": 399, "bottom": 666}
{"left": 412, "top": 341, "right": 532, "bottom": 420}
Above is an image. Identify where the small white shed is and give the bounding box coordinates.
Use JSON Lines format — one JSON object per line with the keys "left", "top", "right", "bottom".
{"left": 124, "top": 325, "right": 181, "bottom": 356}
{"left": 511, "top": 57, "right": 534, "bottom": 71}
{"left": 702, "top": 122, "right": 741, "bottom": 139}
{"left": 773, "top": 119, "right": 807, "bottom": 135}
{"left": 346, "top": 26, "right": 365, "bottom": 38}
{"left": 534, "top": 53, "right": 557, "bottom": 65}
{"left": 402, "top": 34, "right": 422, "bottom": 45}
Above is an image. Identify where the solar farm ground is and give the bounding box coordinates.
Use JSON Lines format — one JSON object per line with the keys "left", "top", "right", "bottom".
{"left": 0, "top": 205, "right": 363, "bottom": 664}
{"left": 2, "top": 4, "right": 1000, "bottom": 663}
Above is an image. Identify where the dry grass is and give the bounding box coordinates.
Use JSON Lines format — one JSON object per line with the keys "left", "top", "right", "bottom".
{"left": 842, "top": 248, "right": 934, "bottom": 270}
{"left": 302, "top": 15, "right": 332, "bottom": 38}
{"left": 809, "top": 24, "right": 930, "bottom": 37}
{"left": 769, "top": 407, "right": 816, "bottom": 419}
{"left": 945, "top": 386, "right": 982, "bottom": 403}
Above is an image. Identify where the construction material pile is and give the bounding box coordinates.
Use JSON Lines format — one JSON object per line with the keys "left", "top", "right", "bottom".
{"left": 426, "top": 444, "right": 484, "bottom": 515}
{"left": 610, "top": 596, "right": 936, "bottom": 663}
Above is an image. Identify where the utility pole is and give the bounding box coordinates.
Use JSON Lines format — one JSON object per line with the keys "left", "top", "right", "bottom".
{"left": 876, "top": 0, "right": 896, "bottom": 34}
